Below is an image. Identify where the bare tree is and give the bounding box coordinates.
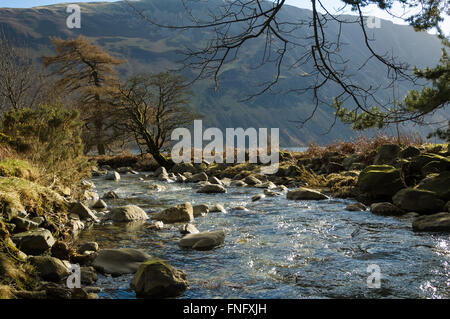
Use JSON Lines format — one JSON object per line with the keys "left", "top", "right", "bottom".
{"left": 0, "top": 35, "right": 53, "bottom": 112}
{"left": 117, "top": 72, "right": 198, "bottom": 167}
{"left": 125, "top": 0, "right": 448, "bottom": 130}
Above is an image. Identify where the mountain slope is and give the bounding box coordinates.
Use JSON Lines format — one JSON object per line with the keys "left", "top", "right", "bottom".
{"left": 0, "top": 0, "right": 446, "bottom": 146}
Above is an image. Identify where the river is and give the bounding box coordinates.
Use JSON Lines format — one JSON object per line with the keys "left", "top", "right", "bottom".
{"left": 79, "top": 172, "right": 450, "bottom": 299}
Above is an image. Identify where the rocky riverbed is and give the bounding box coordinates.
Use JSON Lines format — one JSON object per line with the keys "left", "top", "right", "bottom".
{"left": 1, "top": 143, "right": 450, "bottom": 299}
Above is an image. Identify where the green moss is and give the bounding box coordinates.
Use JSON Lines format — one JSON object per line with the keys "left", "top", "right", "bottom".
{"left": 357, "top": 165, "right": 405, "bottom": 198}
{"left": 0, "top": 158, "right": 38, "bottom": 181}
{"left": 0, "top": 177, "right": 67, "bottom": 217}
{"left": 417, "top": 171, "right": 450, "bottom": 201}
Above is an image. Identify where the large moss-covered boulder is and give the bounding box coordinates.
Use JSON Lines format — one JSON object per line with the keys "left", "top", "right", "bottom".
{"left": 374, "top": 144, "right": 401, "bottom": 165}
{"left": 357, "top": 165, "right": 404, "bottom": 198}
{"left": 411, "top": 153, "right": 450, "bottom": 174}
{"left": 130, "top": 259, "right": 188, "bottom": 298}
{"left": 412, "top": 212, "right": 450, "bottom": 232}
{"left": 393, "top": 188, "right": 445, "bottom": 214}
{"left": 417, "top": 172, "right": 450, "bottom": 201}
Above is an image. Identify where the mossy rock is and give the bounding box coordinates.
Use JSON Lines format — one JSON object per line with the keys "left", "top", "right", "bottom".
{"left": 374, "top": 144, "right": 401, "bottom": 165}
{"left": 411, "top": 153, "right": 450, "bottom": 174}
{"left": 393, "top": 188, "right": 445, "bottom": 214}
{"left": 421, "top": 161, "right": 449, "bottom": 176}
{"left": 357, "top": 165, "right": 405, "bottom": 199}
{"left": 130, "top": 258, "right": 188, "bottom": 298}
{"left": 417, "top": 171, "right": 450, "bottom": 201}
{"left": 0, "top": 177, "right": 67, "bottom": 217}
{"left": 400, "top": 146, "right": 421, "bottom": 158}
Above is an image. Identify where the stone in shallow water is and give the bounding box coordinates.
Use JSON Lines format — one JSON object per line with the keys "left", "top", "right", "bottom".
{"left": 193, "top": 204, "right": 209, "bottom": 217}
{"left": 412, "top": 212, "right": 450, "bottom": 232}
{"left": 287, "top": 187, "right": 329, "bottom": 200}
{"left": 111, "top": 205, "right": 148, "bottom": 222}
{"left": 179, "top": 230, "right": 225, "bottom": 250}
{"left": 130, "top": 259, "right": 188, "bottom": 298}
{"left": 92, "top": 248, "right": 151, "bottom": 276}
{"left": 151, "top": 202, "right": 194, "bottom": 223}
{"left": 392, "top": 188, "right": 445, "bottom": 214}
{"left": 370, "top": 202, "right": 404, "bottom": 216}
{"left": 251, "top": 194, "right": 265, "bottom": 202}
{"left": 197, "top": 184, "right": 227, "bottom": 194}
{"left": 345, "top": 203, "right": 367, "bottom": 212}
{"left": 209, "top": 204, "right": 227, "bottom": 213}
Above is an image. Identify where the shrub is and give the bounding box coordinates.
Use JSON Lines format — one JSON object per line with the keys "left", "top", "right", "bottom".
{"left": 1, "top": 104, "right": 91, "bottom": 187}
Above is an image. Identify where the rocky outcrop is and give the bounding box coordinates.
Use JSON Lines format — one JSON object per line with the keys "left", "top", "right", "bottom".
{"left": 287, "top": 187, "right": 329, "bottom": 200}
{"left": 179, "top": 230, "right": 225, "bottom": 250}
{"left": 130, "top": 259, "right": 188, "bottom": 298}
{"left": 392, "top": 188, "right": 445, "bottom": 214}
{"left": 92, "top": 248, "right": 151, "bottom": 276}
{"left": 111, "top": 205, "right": 149, "bottom": 222}
{"left": 151, "top": 203, "right": 194, "bottom": 223}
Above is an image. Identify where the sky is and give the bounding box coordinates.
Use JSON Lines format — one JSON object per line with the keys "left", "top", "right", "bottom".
{"left": 1, "top": 0, "right": 449, "bottom": 35}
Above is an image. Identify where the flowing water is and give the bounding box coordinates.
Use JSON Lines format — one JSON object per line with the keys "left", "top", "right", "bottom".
{"left": 79, "top": 173, "right": 450, "bottom": 299}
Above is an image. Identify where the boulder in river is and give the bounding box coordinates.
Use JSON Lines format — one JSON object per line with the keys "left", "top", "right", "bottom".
{"left": 92, "top": 248, "right": 151, "bottom": 276}
{"left": 179, "top": 230, "right": 225, "bottom": 250}
{"left": 78, "top": 241, "right": 99, "bottom": 254}
{"left": 92, "top": 199, "right": 107, "bottom": 209}
{"left": 412, "top": 212, "right": 450, "bottom": 232}
{"left": 243, "top": 175, "right": 261, "bottom": 185}
{"left": 12, "top": 228, "right": 55, "bottom": 255}
{"left": 197, "top": 184, "right": 227, "bottom": 194}
{"left": 393, "top": 188, "right": 445, "bottom": 214}
{"left": 193, "top": 204, "right": 209, "bottom": 217}
{"left": 287, "top": 187, "right": 329, "bottom": 200}
{"left": 345, "top": 203, "right": 367, "bottom": 212}
{"left": 179, "top": 224, "right": 199, "bottom": 235}
{"left": 152, "top": 202, "right": 193, "bottom": 223}
{"left": 357, "top": 165, "right": 404, "bottom": 199}
{"left": 251, "top": 194, "right": 265, "bottom": 202}
{"left": 103, "top": 190, "right": 119, "bottom": 199}
{"left": 130, "top": 258, "right": 188, "bottom": 298}
{"left": 106, "top": 171, "right": 121, "bottom": 181}
{"left": 188, "top": 172, "right": 208, "bottom": 183}
{"left": 111, "top": 205, "right": 149, "bottom": 222}
{"left": 28, "top": 256, "right": 70, "bottom": 282}
{"left": 209, "top": 204, "right": 227, "bottom": 213}
{"left": 370, "top": 202, "right": 404, "bottom": 216}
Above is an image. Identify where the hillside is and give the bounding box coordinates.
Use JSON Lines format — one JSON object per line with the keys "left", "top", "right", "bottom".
{"left": 0, "top": 0, "right": 446, "bottom": 146}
